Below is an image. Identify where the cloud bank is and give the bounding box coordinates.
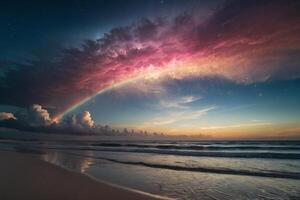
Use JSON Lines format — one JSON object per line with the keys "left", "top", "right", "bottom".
{"left": 0, "top": 104, "right": 162, "bottom": 136}
{"left": 0, "top": 0, "right": 299, "bottom": 117}
{"left": 0, "top": 104, "right": 96, "bottom": 135}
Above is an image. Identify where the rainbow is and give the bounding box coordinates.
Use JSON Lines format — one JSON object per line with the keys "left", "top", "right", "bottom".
{"left": 56, "top": 72, "right": 155, "bottom": 120}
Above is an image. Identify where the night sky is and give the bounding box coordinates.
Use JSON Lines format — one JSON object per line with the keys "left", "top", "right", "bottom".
{"left": 0, "top": 0, "right": 300, "bottom": 139}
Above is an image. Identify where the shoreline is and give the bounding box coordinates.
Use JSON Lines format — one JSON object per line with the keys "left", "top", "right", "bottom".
{"left": 0, "top": 150, "right": 172, "bottom": 200}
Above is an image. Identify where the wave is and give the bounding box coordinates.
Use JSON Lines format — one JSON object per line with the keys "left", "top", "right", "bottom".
{"left": 63, "top": 151, "right": 300, "bottom": 180}
{"left": 3, "top": 140, "right": 300, "bottom": 159}
{"left": 44, "top": 146, "right": 300, "bottom": 159}
{"left": 90, "top": 143, "right": 300, "bottom": 151}
{"left": 3, "top": 140, "right": 300, "bottom": 151}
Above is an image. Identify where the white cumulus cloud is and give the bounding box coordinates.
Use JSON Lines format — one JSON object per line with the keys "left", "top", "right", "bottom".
{"left": 64, "top": 111, "right": 95, "bottom": 129}
{"left": 0, "top": 112, "right": 17, "bottom": 120}
{"left": 28, "top": 104, "right": 53, "bottom": 126}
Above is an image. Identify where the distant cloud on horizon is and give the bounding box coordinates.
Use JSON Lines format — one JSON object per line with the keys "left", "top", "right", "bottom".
{"left": 0, "top": 104, "right": 97, "bottom": 135}
{"left": 0, "top": 104, "right": 162, "bottom": 137}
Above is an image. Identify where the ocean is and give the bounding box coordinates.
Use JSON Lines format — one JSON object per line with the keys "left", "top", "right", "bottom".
{"left": 1, "top": 139, "right": 300, "bottom": 199}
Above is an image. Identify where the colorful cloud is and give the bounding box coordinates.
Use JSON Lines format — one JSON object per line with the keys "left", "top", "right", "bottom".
{"left": 0, "top": 0, "right": 299, "bottom": 120}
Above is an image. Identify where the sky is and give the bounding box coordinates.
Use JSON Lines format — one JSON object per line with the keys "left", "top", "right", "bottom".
{"left": 0, "top": 0, "right": 300, "bottom": 139}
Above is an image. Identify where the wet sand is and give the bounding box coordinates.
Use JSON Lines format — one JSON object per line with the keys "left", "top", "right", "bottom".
{"left": 0, "top": 150, "right": 170, "bottom": 200}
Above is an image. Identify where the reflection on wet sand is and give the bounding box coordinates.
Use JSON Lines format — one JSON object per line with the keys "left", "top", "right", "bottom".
{"left": 42, "top": 151, "right": 94, "bottom": 173}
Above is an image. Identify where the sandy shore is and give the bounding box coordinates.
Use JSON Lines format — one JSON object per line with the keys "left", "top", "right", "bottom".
{"left": 0, "top": 150, "right": 170, "bottom": 200}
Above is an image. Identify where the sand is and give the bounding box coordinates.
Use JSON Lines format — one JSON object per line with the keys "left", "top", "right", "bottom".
{"left": 0, "top": 150, "right": 170, "bottom": 200}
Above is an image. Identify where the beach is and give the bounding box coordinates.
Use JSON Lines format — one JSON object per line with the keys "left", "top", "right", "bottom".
{"left": 1, "top": 140, "right": 300, "bottom": 199}
{"left": 0, "top": 150, "right": 168, "bottom": 200}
